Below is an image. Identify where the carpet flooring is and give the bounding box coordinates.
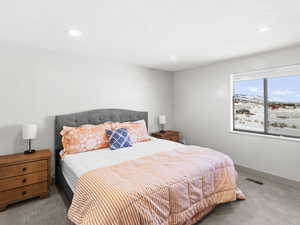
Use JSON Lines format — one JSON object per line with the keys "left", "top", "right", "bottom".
{"left": 1, "top": 171, "right": 299, "bottom": 225}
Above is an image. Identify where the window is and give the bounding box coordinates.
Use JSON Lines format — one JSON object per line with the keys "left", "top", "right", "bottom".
{"left": 231, "top": 65, "right": 300, "bottom": 139}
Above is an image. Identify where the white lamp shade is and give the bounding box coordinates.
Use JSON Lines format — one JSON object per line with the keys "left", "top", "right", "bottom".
{"left": 22, "top": 124, "right": 37, "bottom": 140}
{"left": 159, "top": 115, "right": 166, "bottom": 125}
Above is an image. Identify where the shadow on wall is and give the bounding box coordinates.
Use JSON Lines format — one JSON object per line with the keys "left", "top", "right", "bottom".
{"left": 41, "top": 115, "right": 56, "bottom": 176}
{"left": 38, "top": 115, "right": 55, "bottom": 152}
{"left": 0, "top": 124, "right": 26, "bottom": 155}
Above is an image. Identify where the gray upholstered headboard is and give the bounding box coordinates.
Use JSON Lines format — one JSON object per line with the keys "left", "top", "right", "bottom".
{"left": 54, "top": 108, "right": 148, "bottom": 200}
{"left": 55, "top": 108, "right": 148, "bottom": 153}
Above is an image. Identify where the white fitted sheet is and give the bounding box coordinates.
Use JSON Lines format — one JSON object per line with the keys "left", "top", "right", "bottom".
{"left": 61, "top": 137, "right": 183, "bottom": 191}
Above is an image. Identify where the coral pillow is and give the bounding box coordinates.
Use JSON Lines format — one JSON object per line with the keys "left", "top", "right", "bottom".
{"left": 106, "top": 128, "right": 133, "bottom": 150}
{"left": 111, "top": 120, "right": 150, "bottom": 143}
{"left": 60, "top": 122, "right": 112, "bottom": 157}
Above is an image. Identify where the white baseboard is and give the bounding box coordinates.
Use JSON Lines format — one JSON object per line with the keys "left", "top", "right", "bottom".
{"left": 235, "top": 164, "right": 300, "bottom": 189}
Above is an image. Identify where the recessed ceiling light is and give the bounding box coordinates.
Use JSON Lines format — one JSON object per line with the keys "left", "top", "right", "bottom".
{"left": 169, "top": 54, "right": 177, "bottom": 61}
{"left": 257, "top": 25, "right": 272, "bottom": 33}
{"left": 68, "top": 28, "right": 82, "bottom": 38}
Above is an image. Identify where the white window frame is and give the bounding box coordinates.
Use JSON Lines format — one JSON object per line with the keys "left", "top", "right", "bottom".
{"left": 230, "top": 64, "right": 300, "bottom": 142}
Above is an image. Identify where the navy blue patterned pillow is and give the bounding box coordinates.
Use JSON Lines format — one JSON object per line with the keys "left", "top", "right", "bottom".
{"left": 106, "top": 128, "right": 133, "bottom": 150}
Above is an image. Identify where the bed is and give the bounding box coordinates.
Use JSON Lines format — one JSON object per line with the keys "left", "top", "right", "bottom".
{"left": 55, "top": 109, "right": 149, "bottom": 202}
{"left": 55, "top": 109, "right": 244, "bottom": 225}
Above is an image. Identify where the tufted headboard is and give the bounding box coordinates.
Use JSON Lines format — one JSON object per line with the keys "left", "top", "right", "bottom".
{"left": 54, "top": 108, "right": 147, "bottom": 171}
{"left": 55, "top": 108, "right": 148, "bottom": 152}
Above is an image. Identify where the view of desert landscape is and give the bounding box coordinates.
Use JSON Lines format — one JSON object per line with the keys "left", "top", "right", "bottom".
{"left": 233, "top": 75, "right": 300, "bottom": 138}
{"left": 234, "top": 95, "right": 300, "bottom": 137}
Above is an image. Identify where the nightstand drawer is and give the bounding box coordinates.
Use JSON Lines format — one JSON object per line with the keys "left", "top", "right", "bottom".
{"left": 0, "top": 171, "right": 48, "bottom": 192}
{"left": 167, "top": 136, "right": 179, "bottom": 142}
{"left": 0, "top": 160, "right": 48, "bottom": 179}
{"left": 0, "top": 150, "right": 51, "bottom": 211}
{"left": 152, "top": 130, "right": 180, "bottom": 143}
{"left": 0, "top": 182, "right": 48, "bottom": 205}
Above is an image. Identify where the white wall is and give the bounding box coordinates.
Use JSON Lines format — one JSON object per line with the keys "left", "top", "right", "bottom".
{"left": 0, "top": 43, "right": 174, "bottom": 174}
{"left": 174, "top": 46, "right": 300, "bottom": 182}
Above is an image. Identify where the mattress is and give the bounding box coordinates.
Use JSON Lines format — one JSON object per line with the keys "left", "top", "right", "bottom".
{"left": 61, "top": 137, "right": 183, "bottom": 191}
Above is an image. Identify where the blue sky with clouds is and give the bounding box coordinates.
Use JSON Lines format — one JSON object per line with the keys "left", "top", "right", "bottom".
{"left": 234, "top": 75, "right": 300, "bottom": 103}
{"left": 234, "top": 79, "right": 263, "bottom": 96}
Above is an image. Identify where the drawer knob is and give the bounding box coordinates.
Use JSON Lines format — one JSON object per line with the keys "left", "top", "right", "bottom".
{"left": 22, "top": 168, "right": 27, "bottom": 172}
{"left": 22, "top": 179, "right": 27, "bottom": 183}
{"left": 22, "top": 191, "right": 27, "bottom": 195}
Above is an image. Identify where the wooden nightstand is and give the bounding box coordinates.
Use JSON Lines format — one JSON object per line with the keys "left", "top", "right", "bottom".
{"left": 151, "top": 130, "right": 180, "bottom": 142}
{"left": 0, "top": 149, "right": 51, "bottom": 211}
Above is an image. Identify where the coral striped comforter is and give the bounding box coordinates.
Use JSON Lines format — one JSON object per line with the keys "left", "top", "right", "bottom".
{"left": 68, "top": 146, "right": 245, "bottom": 225}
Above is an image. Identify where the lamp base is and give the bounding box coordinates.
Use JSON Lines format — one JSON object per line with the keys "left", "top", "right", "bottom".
{"left": 159, "top": 130, "right": 166, "bottom": 133}
{"left": 24, "top": 149, "right": 36, "bottom": 154}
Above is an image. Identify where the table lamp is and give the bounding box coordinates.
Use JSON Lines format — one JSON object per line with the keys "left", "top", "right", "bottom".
{"left": 159, "top": 115, "right": 166, "bottom": 133}
{"left": 22, "top": 124, "right": 37, "bottom": 154}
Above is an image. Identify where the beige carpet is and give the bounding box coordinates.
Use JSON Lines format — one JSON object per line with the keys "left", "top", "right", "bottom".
{"left": 1, "top": 171, "right": 299, "bottom": 225}
{"left": 0, "top": 186, "right": 72, "bottom": 225}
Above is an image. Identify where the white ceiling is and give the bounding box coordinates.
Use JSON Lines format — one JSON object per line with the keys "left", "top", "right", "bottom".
{"left": 1, "top": 0, "right": 300, "bottom": 71}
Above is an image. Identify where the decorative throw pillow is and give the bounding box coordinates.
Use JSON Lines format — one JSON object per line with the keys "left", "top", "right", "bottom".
{"left": 60, "top": 122, "right": 112, "bottom": 157}
{"left": 111, "top": 120, "right": 151, "bottom": 143}
{"left": 106, "top": 128, "right": 133, "bottom": 150}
